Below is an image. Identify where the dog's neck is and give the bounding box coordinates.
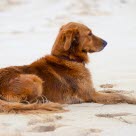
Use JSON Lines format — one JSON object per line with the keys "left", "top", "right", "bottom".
{"left": 53, "top": 55, "right": 85, "bottom": 65}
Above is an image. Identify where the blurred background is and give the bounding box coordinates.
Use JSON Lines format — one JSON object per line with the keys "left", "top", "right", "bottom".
{"left": 0, "top": 0, "right": 136, "bottom": 90}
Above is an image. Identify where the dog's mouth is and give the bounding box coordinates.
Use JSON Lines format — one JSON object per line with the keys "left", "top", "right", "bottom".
{"left": 89, "top": 50, "right": 95, "bottom": 53}
{"left": 89, "top": 46, "right": 106, "bottom": 53}
{"left": 82, "top": 49, "right": 95, "bottom": 53}
{"left": 82, "top": 47, "right": 105, "bottom": 53}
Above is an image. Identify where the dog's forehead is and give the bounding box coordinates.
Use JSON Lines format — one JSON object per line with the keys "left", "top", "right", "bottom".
{"left": 75, "top": 24, "right": 92, "bottom": 35}
{"left": 78, "top": 25, "right": 92, "bottom": 32}
{"left": 62, "top": 22, "right": 91, "bottom": 32}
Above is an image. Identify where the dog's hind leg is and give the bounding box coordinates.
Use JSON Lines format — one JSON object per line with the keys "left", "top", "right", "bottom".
{"left": 1, "top": 74, "right": 43, "bottom": 103}
{"left": 0, "top": 74, "right": 64, "bottom": 112}
{"left": 90, "top": 88, "right": 136, "bottom": 104}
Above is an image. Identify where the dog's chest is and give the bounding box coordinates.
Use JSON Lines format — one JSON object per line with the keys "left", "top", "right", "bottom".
{"left": 54, "top": 66, "right": 92, "bottom": 91}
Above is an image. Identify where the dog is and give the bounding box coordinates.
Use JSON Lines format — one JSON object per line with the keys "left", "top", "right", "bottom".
{"left": 0, "top": 22, "right": 136, "bottom": 112}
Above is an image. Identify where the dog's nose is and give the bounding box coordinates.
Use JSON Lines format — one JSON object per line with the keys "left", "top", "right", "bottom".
{"left": 102, "top": 40, "right": 107, "bottom": 47}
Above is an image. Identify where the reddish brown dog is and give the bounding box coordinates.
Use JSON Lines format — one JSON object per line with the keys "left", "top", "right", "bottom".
{"left": 0, "top": 22, "right": 136, "bottom": 112}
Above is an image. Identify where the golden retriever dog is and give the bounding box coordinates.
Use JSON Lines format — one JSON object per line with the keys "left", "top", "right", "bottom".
{"left": 0, "top": 22, "right": 136, "bottom": 112}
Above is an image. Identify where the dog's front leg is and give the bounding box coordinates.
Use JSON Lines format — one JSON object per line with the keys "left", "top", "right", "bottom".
{"left": 90, "top": 88, "right": 136, "bottom": 104}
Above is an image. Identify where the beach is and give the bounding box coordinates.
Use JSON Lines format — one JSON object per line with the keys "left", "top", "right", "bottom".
{"left": 0, "top": 0, "right": 136, "bottom": 135}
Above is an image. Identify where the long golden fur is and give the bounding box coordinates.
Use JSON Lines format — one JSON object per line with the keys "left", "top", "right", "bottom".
{"left": 0, "top": 22, "right": 136, "bottom": 112}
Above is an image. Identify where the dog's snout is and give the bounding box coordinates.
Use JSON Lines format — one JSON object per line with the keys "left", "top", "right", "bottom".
{"left": 102, "top": 40, "right": 107, "bottom": 47}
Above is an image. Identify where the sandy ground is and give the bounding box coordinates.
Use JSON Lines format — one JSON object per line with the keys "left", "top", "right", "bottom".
{"left": 0, "top": 0, "right": 136, "bottom": 135}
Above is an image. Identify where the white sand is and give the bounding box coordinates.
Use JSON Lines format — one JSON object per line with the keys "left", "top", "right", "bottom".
{"left": 0, "top": 0, "right": 136, "bottom": 135}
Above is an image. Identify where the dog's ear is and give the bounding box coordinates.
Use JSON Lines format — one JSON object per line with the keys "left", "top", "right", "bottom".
{"left": 63, "top": 28, "right": 79, "bottom": 51}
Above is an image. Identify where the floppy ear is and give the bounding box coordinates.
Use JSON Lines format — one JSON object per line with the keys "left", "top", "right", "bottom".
{"left": 63, "top": 28, "right": 79, "bottom": 51}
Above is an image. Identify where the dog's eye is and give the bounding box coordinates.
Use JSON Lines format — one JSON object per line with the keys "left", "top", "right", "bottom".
{"left": 88, "top": 32, "right": 92, "bottom": 36}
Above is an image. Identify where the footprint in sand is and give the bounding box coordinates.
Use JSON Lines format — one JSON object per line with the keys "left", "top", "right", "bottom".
{"left": 28, "top": 115, "right": 62, "bottom": 125}
{"left": 100, "top": 84, "right": 115, "bottom": 88}
{"left": 27, "top": 115, "right": 63, "bottom": 132}
{"left": 28, "top": 125, "right": 56, "bottom": 132}
{"left": 96, "top": 113, "right": 136, "bottom": 124}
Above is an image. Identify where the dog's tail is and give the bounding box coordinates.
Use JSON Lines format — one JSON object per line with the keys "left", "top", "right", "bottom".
{"left": 91, "top": 89, "right": 136, "bottom": 104}
{"left": 0, "top": 99, "right": 64, "bottom": 113}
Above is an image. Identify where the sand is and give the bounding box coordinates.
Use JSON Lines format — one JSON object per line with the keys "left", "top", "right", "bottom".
{"left": 0, "top": 0, "right": 136, "bottom": 135}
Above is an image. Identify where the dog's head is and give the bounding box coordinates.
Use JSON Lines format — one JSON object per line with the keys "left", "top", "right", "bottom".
{"left": 51, "top": 22, "right": 107, "bottom": 63}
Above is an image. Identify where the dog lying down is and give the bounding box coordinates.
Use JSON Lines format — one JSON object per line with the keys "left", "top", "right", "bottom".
{"left": 0, "top": 22, "right": 136, "bottom": 112}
